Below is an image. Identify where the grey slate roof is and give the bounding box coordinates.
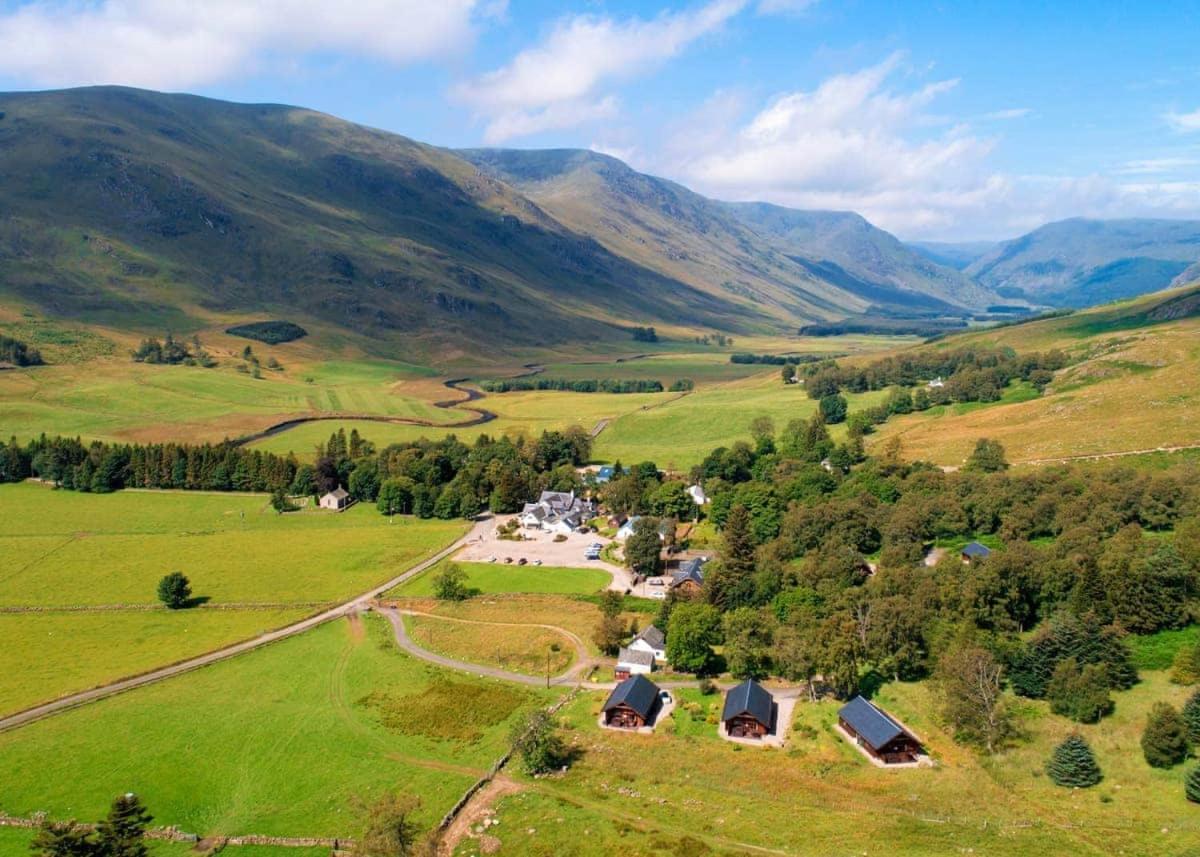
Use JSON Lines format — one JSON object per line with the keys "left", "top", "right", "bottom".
{"left": 671, "top": 558, "right": 706, "bottom": 588}
{"left": 324, "top": 487, "right": 349, "bottom": 501}
{"left": 616, "top": 647, "right": 655, "bottom": 669}
{"left": 962, "top": 541, "right": 992, "bottom": 558}
{"left": 721, "top": 679, "right": 774, "bottom": 727}
{"left": 632, "top": 625, "right": 666, "bottom": 651}
{"left": 602, "top": 674, "right": 661, "bottom": 719}
{"left": 838, "top": 696, "right": 908, "bottom": 750}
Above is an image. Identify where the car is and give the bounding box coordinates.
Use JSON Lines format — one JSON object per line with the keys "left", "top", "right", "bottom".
{"left": 504, "top": 557, "right": 513, "bottom": 564}
{"left": 649, "top": 590, "right": 666, "bottom": 600}
{"left": 486, "top": 555, "right": 498, "bottom": 563}
{"left": 517, "top": 557, "right": 528, "bottom": 565}
{"left": 532, "top": 559, "right": 543, "bottom": 566}
{"left": 648, "top": 578, "right": 665, "bottom": 586}
{"left": 659, "top": 690, "right": 672, "bottom": 704}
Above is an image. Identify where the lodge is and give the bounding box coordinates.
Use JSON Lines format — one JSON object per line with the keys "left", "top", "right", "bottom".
{"left": 837, "top": 696, "right": 924, "bottom": 764}
{"left": 721, "top": 678, "right": 775, "bottom": 739}
{"left": 601, "top": 674, "right": 662, "bottom": 730}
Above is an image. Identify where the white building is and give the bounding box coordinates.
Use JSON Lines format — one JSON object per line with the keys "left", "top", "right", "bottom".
{"left": 319, "top": 487, "right": 351, "bottom": 511}
{"left": 686, "top": 484, "right": 708, "bottom": 505}
{"left": 627, "top": 625, "right": 667, "bottom": 662}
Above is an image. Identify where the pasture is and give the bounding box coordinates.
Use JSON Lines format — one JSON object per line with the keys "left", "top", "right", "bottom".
{"left": 0, "top": 615, "right": 553, "bottom": 837}
{"left": 0, "top": 484, "right": 465, "bottom": 715}
{"left": 387, "top": 560, "right": 611, "bottom": 598}
{"left": 403, "top": 614, "right": 577, "bottom": 677}
{"left": 463, "top": 672, "right": 1199, "bottom": 857}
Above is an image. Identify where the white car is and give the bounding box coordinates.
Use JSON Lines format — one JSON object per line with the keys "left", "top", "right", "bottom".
{"left": 533, "top": 559, "right": 543, "bottom": 566}
{"left": 659, "top": 690, "right": 672, "bottom": 704}
{"left": 649, "top": 589, "right": 666, "bottom": 600}
{"left": 648, "top": 578, "right": 665, "bottom": 587}
{"left": 486, "top": 555, "right": 498, "bottom": 563}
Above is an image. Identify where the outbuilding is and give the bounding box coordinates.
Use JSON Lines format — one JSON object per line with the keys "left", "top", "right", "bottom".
{"left": 721, "top": 679, "right": 775, "bottom": 739}
{"left": 961, "top": 541, "right": 992, "bottom": 563}
{"left": 319, "top": 487, "right": 351, "bottom": 511}
{"left": 602, "top": 674, "right": 662, "bottom": 729}
{"left": 615, "top": 646, "right": 655, "bottom": 680}
{"left": 837, "top": 696, "right": 923, "bottom": 764}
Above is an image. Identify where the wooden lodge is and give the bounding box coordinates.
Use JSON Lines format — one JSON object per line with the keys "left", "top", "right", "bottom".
{"left": 721, "top": 678, "right": 775, "bottom": 739}
{"left": 602, "top": 674, "right": 661, "bottom": 730}
{"left": 838, "top": 696, "right": 923, "bottom": 764}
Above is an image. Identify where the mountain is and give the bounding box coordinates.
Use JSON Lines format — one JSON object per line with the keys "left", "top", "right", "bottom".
{"left": 965, "top": 218, "right": 1200, "bottom": 307}
{"left": 721, "top": 203, "right": 996, "bottom": 312}
{"left": 907, "top": 240, "right": 998, "bottom": 271}
{"left": 461, "top": 148, "right": 992, "bottom": 318}
{"left": 0, "top": 87, "right": 825, "bottom": 360}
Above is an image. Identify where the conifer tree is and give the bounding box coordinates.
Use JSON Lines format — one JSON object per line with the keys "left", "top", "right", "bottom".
{"left": 1046, "top": 734, "right": 1102, "bottom": 788}
{"left": 1141, "top": 702, "right": 1190, "bottom": 768}
{"left": 1186, "top": 765, "right": 1200, "bottom": 804}
{"left": 96, "top": 793, "right": 153, "bottom": 857}
{"left": 1182, "top": 688, "right": 1200, "bottom": 744}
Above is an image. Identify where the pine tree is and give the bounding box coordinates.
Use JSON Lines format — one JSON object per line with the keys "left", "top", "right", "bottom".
{"left": 1141, "top": 702, "right": 1190, "bottom": 768}
{"left": 1186, "top": 765, "right": 1200, "bottom": 804}
{"left": 722, "top": 503, "right": 756, "bottom": 578}
{"left": 96, "top": 793, "right": 153, "bottom": 857}
{"left": 1045, "top": 734, "right": 1102, "bottom": 788}
{"left": 1183, "top": 688, "right": 1200, "bottom": 744}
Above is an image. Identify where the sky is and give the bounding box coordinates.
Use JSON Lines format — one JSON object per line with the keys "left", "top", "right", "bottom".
{"left": 0, "top": 0, "right": 1198, "bottom": 241}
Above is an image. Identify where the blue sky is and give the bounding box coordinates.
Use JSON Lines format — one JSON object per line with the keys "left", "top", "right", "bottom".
{"left": 1, "top": 0, "right": 1198, "bottom": 240}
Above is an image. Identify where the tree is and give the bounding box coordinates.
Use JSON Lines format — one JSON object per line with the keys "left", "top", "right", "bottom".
{"left": 1183, "top": 689, "right": 1200, "bottom": 743}
{"left": 270, "top": 487, "right": 297, "bottom": 513}
{"left": 30, "top": 821, "right": 97, "bottom": 857}
{"left": 1187, "top": 765, "right": 1200, "bottom": 804}
{"left": 376, "top": 477, "right": 415, "bottom": 516}
{"left": 818, "top": 393, "right": 848, "bottom": 425}
{"left": 1045, "top": 734, "right": 1103, "bottom": 788}
{"left": 965, "top": 438, "right": 1009, "bottom": 473}
{"left": 722, "top": 607, "right": 774, "bottom": 680}
{"left": 598, "top": 589, "right": 623, "bottom": 619}
{"left": 156, "top": 572, "right": 192, "bottom": 609}
{"left": 356, "top": 792, "right": 422, "bottom": 857}
{"left": 96, "top": 794, "right": 153, "bottom": 857}
{"left": 1170, "top": 642, "right": 1200, "bottom": 685}
{"left": 1046, "top": 658, "right": 1113, "bottom": 723}
{"left": 665, "top": 602, "right": 722, "bottom": 674}
{"left": 624, "top": 517, "right": 663, "bottom": 577}
{"left": 1142, "top": 702, "right": 1190, "bottom": 768}
{"left": 432, "top": 563, "right": 469, "bottom": 601}
{"left": 936, "top": 644, "right": 1011, "bottom": 752}
{"left": 511, "top": 709, "right": 565, "bottom": 775}
{"left": 592, "top": 613, "right": 627, "bottom": 656}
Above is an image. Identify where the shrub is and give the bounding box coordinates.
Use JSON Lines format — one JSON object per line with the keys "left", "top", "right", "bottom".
{"left": 432, "top": 563, "right": 470, "bottom": 601}
{"left": 156, "top": 572, "right": 192, "bottom": 609}
{"left": 1170, "top": 642, "right": 1200, "bottom": 685}
{"left": 1141, "top": 702, "right": 1190, "bottom": 768}
{"left": 1046, "top": 734, "right": 1103, "bottom": 788}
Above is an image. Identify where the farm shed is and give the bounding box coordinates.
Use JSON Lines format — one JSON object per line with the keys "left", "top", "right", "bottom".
{"left": 838, "top": 696, "right": 923, "bottom": 764}
{"left": 615, "top": 646, "right": 655, "bottom": 680}
{"left": 961, "top": 542, "right": 992, "bottom": 563}
{"left": 721, "top": 679, "right": 775, "bottom": 739}
{"left": 319, "top": 487, "right": 351, "bottom": 511}
{"left": 602, "top": 674, "right": 661, "bottom": 729}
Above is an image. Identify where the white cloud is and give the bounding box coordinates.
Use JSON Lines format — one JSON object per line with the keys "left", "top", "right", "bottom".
{"left": 457, "top": 0, "right": 746, "bottom": 143}
{"left": 756, "top": 0, "right": 819, "bottom": 14}
{"left": 0, "top": 1, "right": 482, "bottom": 89}
{"left": 1165, "top": 107, "right": 1200, "bottom": 132}
{"left": 981, "top": 107, "right": 1030, "bottom": 121}
{"left": 1116, "top": 157, "right": 1200, "bottom": 175}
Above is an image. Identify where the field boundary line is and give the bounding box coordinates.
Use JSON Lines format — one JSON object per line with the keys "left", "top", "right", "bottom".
{"left": 0, "top": 518, "right": 486, "bottom": 733}
{"left": 1016, "top": 442, "right": 1200, "bottom": 466}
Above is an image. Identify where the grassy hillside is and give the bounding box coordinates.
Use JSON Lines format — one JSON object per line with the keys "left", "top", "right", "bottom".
{"left": 870, "top": 284, "right": 1200, "bottom": 464}
{"left": 966, "top": 217, "right": 1200, "bottom": 307}
{"left": 0, "top": 87, "right": 813, "bottom": 362}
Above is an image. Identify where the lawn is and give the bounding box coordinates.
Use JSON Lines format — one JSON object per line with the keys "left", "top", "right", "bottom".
{"left": 387, "top": 560, "right": 611, "bottom": 598}
{"left": 403, "top": 614, "right": 576, "bottom": 677}
{"left": 0, "top": 827, "right": 331, "bottom": 857}
{"left": 458, "top": 672, "right": 1200, "bottom": 857}
{"left": 0, "top": 615, "right": 555, "bottom": 838}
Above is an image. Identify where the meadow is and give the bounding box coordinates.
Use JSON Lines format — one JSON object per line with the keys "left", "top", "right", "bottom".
{"left": 0, "top": 484, "right": 466, "bottom": 716}
{"left": 0, "top": 828, "right": 331, "bottom": 857}
{"left": 0, "top": 615, "right": 554, "bottom": 837}
{"left": 387, "top": 560, "right": 611, "bottom": 598}
{"left": 403, "top": 614, "right": 577, "bottom": 677}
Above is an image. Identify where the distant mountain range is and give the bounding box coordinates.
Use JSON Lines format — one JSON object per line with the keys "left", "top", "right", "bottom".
{"left": 0, "top": 86, "right": 1197, "bottom": 358}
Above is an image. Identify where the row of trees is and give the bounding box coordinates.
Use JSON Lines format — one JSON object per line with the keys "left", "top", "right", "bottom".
{"left": 131, "top": 333, "right": 215, "bottom": 367}
{"left": 477, "top": 377, "right": 686, "bottom": 394}
{"left": 0, "top": 333, "right": 44, "bottom": 366}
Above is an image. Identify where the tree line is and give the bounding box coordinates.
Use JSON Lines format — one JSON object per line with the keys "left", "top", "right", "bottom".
{"left": 477, "top": 377, "right": 692, "bottom": 394}
{"left": 730, "top": 353, "right": 823, "bottom": 366}
{"left": 131, "top": 333, "right": 216, "bottom": 367}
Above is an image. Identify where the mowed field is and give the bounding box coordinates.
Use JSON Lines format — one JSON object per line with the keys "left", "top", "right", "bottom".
{"left": 459, "top": 672, "right": 1199, "bottom": 857}
{"left": 0, "top": 484, "right": 466, "bottom": 716}
{"left": 387, "top": 560, "right": 611, "bottom": 598}
{"left": 0, "top": 615, "right": 554, "bottom": 837}
{"left": 870, "top": 290, "right": 1200, "bottom": 466}
{"left": 403, "top": 614, "right": 577, "bottom": 677}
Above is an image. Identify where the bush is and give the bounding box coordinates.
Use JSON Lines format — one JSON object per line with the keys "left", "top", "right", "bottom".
{"left": 156, "top": 572, "right": 192, "bottom": 609}
{"left": 432, "top": 563, "right": 470, "bottom": 601}
{"left": 1141, "top": 702, "right": 1190, "bottom": 768}
{"left": 1170, "top": 642, "right": 1200, "bottom": 684}
{"left": 1046, "top": 734, "right": 1103, "bottom": 788}
{"left": 224, "top": 320, "right": 308, "bottom": 344}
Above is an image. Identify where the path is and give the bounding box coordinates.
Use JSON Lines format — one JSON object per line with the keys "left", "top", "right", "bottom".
{"left": 0, "top": 516, "right": 494, "bottom": 733}
{"left": 1016, "top": 442, "right": 1200, "bottom": 466}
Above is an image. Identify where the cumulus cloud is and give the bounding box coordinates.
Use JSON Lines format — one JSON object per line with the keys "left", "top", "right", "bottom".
{"left": 1165, "top": 107, "right": 1200, "bottom": 132}
{"left": 457, "top": 0, "right": 746, "bottom": 143}
{"left": 0, "top": 0, "right": 483, "bottom": 89}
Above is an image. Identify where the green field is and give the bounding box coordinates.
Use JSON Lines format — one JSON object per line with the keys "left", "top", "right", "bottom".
{"left": 404, "top": 614, "right": 577, "bottom": 677}
{"left": 387, "top": 560, "right": 611, "bottom": 598}
{"left": 0, "top": 827, "right": 331, "bottom": 857}
{"left": 0, "top": 484, "right": 466, "bottom": 716}
{"left": 0, "top": 615, "right": 553, "bottom": 838}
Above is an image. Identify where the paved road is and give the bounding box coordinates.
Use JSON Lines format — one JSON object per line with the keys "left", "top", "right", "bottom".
{"left": 0, "top": 517, "right": 495, "bottom": 734}
{"left": 381, "top": 607, "right": 810, "bottom": 697}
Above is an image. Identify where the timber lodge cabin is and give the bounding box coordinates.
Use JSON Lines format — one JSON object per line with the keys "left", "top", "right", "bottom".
{"left": 602, "top": 674, "right": 661, "bottom": 730}
{"left": 838, "top": 696, "right": 923, "bottom": 764}
{"left": 721, "top": 679, "right": 775, "bottom": 739}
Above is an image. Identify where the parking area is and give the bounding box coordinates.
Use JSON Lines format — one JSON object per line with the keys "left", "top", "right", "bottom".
{"left": 455, "top": 515, "right": 636, "bottom": 592}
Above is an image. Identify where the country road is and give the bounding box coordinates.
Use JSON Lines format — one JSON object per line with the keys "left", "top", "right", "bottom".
{"left": 0, "top": 516, "right": 494, "bottom": 734}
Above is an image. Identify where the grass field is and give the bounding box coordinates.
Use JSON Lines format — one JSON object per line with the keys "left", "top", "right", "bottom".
{"left": 0, "top": 484, "right": 466, "bottom": 716}
{"left": 404, "top": 614, "right": 577, "bottom": 677}
{"left": 460, "top": 672, "right": 1199, "bottom": 856}
{"left": 0, "top": 826, "right": 332, "bottom": 857}
{"left": 387, "top": 560, "right": 611, "bottom": 598}
{"left": 0, "top": 615, "right": 553, "bottom": 838}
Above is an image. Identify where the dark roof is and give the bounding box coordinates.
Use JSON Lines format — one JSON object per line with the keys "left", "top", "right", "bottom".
{"left": 721, "top": 679, "right": 774, "bottom": 727}
{"left": 324, "top": 487, "right": 349, "bottom": 500}
{"left": 602, "top": 674, "right": 661, "bottom": 719}
{"left": 633, "top": 625, "right": 666, "bottom": 650}
{"left": 962, "top": 541, "right": 992, "bottom": 558}
{"left": 671, "top": 558, "right": 706, "bottom": 588}
{"left": 838, "top": 696, "right": 908, "bottom": 750}
{"left": 616, "top": 647, "right": 655, "bottom": 668}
